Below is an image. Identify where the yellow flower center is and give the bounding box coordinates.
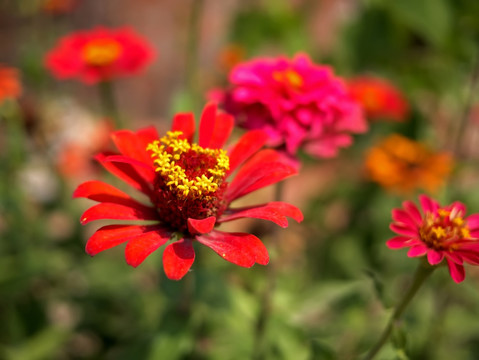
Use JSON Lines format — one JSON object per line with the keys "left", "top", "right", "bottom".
{"left": 82, "top": 39, "right": 122, "bottom": 66}
{"left": 419, "top": 209, "right": 470, "bottom": 250}
{"left": 273, "top": 69, "right": 303, "bottom": 89}
{"left": 147, "top": 131, "right": 229, "bottom": 200}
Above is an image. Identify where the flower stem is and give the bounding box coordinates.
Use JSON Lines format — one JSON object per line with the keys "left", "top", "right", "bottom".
{"left": 362, "top": 261, "right": 435, "bottom": 360}
{"left": 98, "top": 80, "right": 123, "bottom": 129}
{"left": 253, "top": 181, "right": 284, "bottom": 360}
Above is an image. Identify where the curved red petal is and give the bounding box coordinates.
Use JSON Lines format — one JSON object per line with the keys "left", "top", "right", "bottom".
{"left": 111, "top": 129, "right": 156, "bottom": 168}
{"left": 86, "top": 224, "right": 165, "bottom": 256}
{"left": 407, "top": 244, "right": 428, "bottom": 257}
{"left": 125, "top": 230, "right": 171, "bottom": 267}
{"left": 402, "top": 200, "right": 423, "bottom": 225}
{"left": 390, "top": 223, "right": 418, "bottom": 237}
{"left": 187, "top": 216, "right": 216, "bottom": 234}
{"left": 219, "top": 202, "right": 303, "bottom": 228}
{"left": 102, "top": 154, "right": 155, "bottom": 180}
{"left": 162, "top": 239, "right": 195, "bottom": 280}
{"left": 207, "top": 112, "right": 234, "bottom": 149}
{"left": 447, "top": 259, "right": 465, "bottom": 283}
{"left": 171, "top": 113, "right": 195, "bottom": 142}
{"left": 226, "top": 162, "right": 296, "bottom": 202}
{"left": 227, "top": 130, "right": 269, "bottom": 177}
{"left": 198, "top": 102, "right": 218, "bottom": 148}
{"left": 427, "top": 249, "right": 444, "bottom": 265}
{"left": 386, "top": 236, "right": 420, "bottom": 249}
{"left": 95, "top": 153, "right": 154, "bottom": 196}
{"left": 135, "top": 126, "right": 159, "bottom": 147}
{"left": 419, "top": 194, "right": 439, "bottom": 214}
{"left": 196, "top": 230, "right": 269, "bottom": 267}
{"left": 80, "top": 202, "right": 158, "bottom": 224}
{"left": 73, "top": 180, "right": 137, "bottom": 205}
{"left": 392, "top": 209, "right": 417, "bottom": 228}
{"left": 466, "top": 214, "right": 479, "bottom": 230}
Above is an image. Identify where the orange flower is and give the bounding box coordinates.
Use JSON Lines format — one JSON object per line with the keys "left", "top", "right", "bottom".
{"left": 0, "top": 65, "right": 22, "bottom": 105}
{"left": 365, "top": 134, "right": 453, "bottom": 193}
{"left": 348, "top": 75, "right": 409, "bottom": 122}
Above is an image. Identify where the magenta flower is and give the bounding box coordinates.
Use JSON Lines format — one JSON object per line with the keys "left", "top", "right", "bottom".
{"left": 214, "top": 53, "right": 367, "bottom": 158}
{"left": 388, "top": 195, "right": 479, "bottom": 283}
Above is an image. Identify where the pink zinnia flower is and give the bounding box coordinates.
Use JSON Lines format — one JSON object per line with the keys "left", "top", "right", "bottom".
{"left": 45, "top": 27, "right": 155, "bottom": 84}
{"left": 215, "top": 53, "right": 367, "bottom": 158}
{"left": 387, "top": 195, "right": 479, "bottom": 283}
{"left": 74, "top": 103, "right": 303, "bottom": 280}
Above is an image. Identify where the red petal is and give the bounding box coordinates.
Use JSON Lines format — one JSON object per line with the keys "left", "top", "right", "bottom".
{"left": 390, "top": 223, "right": 418, "bottom": 237}
{"left": 196, "top": 230, "right": 269, "bottom": 267}
{"left": 80, "top": 202, "right": 158, "bottom": 224}
{"left": 207, "top": 112, "right": 234, "bottom": 149}
{"left": 226, "top": 151, "right": 296, "bottom": 201}
{"left": 447, "top": 259, "right": 465, "bottom": 283}
{"left": 125, "top": 230, "right": 171, "bottom": 267}
{"left": 386, "top": 236, "right": 414, "bottom": 249}
{"left": 102, "top": 155, "right": 156, "bottom": 180}
{"left": 466, "top": 214, "right": 479, "bottom": 230}
{"left": 85, "top": 224, "right": 166, "bottom": 255}
{"left": 136, "top": 126, "right": 159, "bottom": 146}
{"left": 219, "top": 202, "right": 303, "bottom": 228}
{"left": 227, "top": 130, "right": 268, "bottom": 177}
{"left": 95, "top": 153, "right": 154, "bottom": 196}
{"left": 407, "top": 244, "right": 428, "bottom": 257}
{"left": 419, "top": 194, "right": 439, "bottom": 214}
{"left": 427, "top": 250, "right": 444, "bottom": 265}
{"left": 163, "top": 239, "right": 195, "bottom": 280}
{"left": 172, "top": 113, "right": 195, "bottom": 142}
{"left": 73, "top": 180, "right": 138, "bottom": 205}
{"left": 198, "top": 102, "right": 218, "bottom": 148}
{"left": 187, "top": 216, "right": 216, "bottom": 234}
{"left": 392, "top": 209, "right": 417, "bottom": 228}
{"left": 402, "top": 200, "right": 423, "bottom": 225}
{"left": 111, "top": 129, "right": 155, "bottom": 167}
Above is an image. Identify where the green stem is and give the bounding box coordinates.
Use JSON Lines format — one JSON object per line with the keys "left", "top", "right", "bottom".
{"left": 362, "top": 262, "right": 435, "bottom": 360}
{"left": 98, "top": 80, "right": 123, "bottom": 129}
{"left": 253, "top": 181, "right": 284, "bottom": 360}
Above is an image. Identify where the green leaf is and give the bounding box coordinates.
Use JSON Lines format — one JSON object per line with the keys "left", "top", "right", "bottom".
{"left": 384, "top": 0, "right": 451, "bottom": 47}
{"left": 2, "top": 327, "right": 71, "bottom": 360}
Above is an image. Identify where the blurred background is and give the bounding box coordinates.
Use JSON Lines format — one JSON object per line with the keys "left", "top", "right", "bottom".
{"left": 2, "top": 0, "right": 479, "bottom": 359}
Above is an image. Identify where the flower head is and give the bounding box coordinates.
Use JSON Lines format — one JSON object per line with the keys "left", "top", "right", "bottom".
{"left": 388, "top": 195, "right": 479, "bottom": 283}
{"left": 365, "top": 134, "right": 453, "bottom": 194}
{"left": 215, "top": 53, "right": 367, "bottom": 159}
{"left": 348, "top": 75, "right": 409, "bottom": 122}
{"left": 74, "top": 103, "right": 303, "bottom": 280}
{"left": 0, "top": 65, "right": 22, "bottom": 105}
{"left": 45, "top": 27, "right": 155, "bottom": 84}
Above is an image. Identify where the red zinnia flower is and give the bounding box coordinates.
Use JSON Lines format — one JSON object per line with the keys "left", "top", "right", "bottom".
{"left": 74, "top": 103, "right": 303, "bottom": 280}
{"left": 214, "top": 53, "right": 367, "bottom": 159}
{"left": 387, "top": 195, "right": 479, "bottom": 283}
{"left": 45, "top": 27, "right": 155, "bottom": 84}
{"left": 348, "top": 75, "right": 409, "bottom": 122}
